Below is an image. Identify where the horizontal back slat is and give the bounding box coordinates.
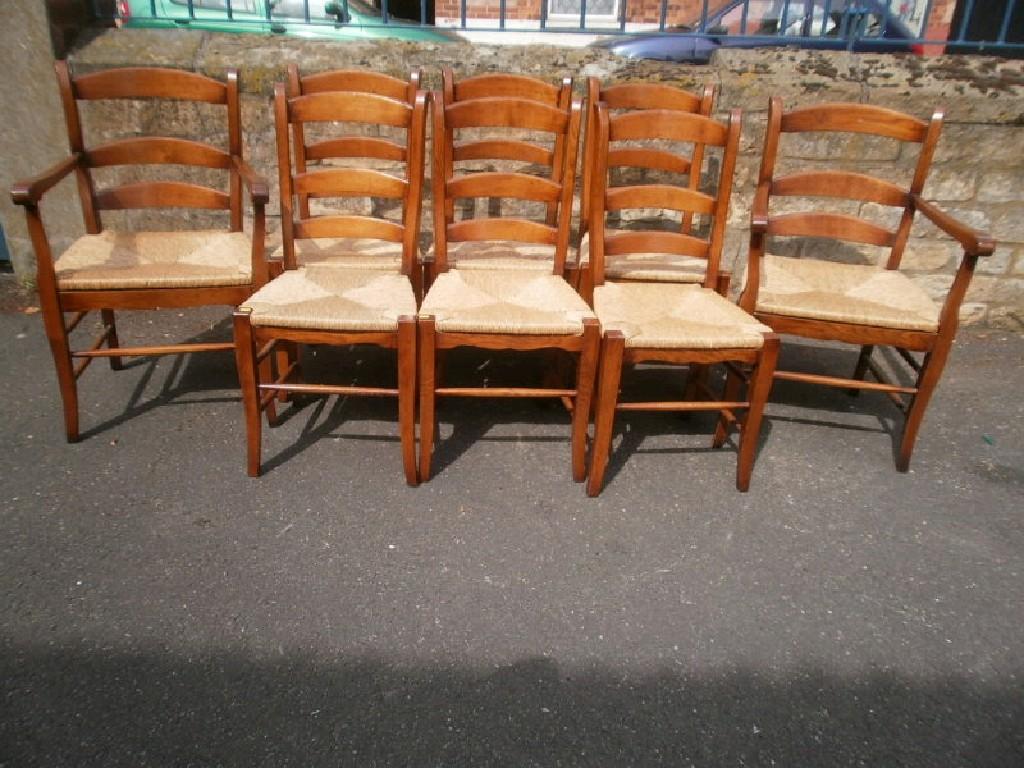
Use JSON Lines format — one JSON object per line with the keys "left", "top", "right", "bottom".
{"left": 602, "top": 83, "right": 703, "bottom": 113}
{"left": 448, "top": 218, "right": 558, "bottom": 245}
{"left": 454, "top": 140, "right": 554, "bottom": 166}
{"left": 447, "top": 172, "right": 561, "bottom": 203}
{"left": 768, "top": 213, "right": 895, "bottom": 247}
{"left": 295, "top": 215, "right": 404, "bottom": 242}
{"left": 300, "top": 70, "right": 409, "bottom": 100}
{"left": 446, "top": 98, "right": 568, "bottom": 133}
{"left": 610, "top": 110, "right": 729, "bottom": 145}
{"left": 605, "top": 185, "right": 715, "bottom": 215}
{"left": 781, "top": 103, "right": 929, "bottom": 142}
{"left": 290, "top": 92, "right": 412, "bottom": 126}
{"left": 95, "top": 181, "right": 230, "bottom": 210}
{"left": 292, "top": 168, "right": 407, "bottom": 199}
{"left": 305, "top": 137, "right": 406, "bottom": 162}
{"left": 87, "top": 137, "right": 231, "bottom": 169}
{"left": 604, "top": 230, "right": 710, "bottom": 259}
{"left": 607, "top": 147, "right": 691, "bottom": 175}
{"left": 453, "top": 74, "right": 561, "bottom": 104}
{"left": 73, "top": 67, "right": 227, "bottom": 104}
{"left": 772, "top": 171, "right": 908, "bottom": 207}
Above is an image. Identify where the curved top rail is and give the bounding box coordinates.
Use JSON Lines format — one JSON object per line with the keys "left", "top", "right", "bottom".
{"left": 72, "top": 67, "right": 229, "bottom": 104}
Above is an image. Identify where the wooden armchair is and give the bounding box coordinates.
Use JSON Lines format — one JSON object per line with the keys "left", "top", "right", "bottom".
{"left": 233, "top": 78, "right": 427, "bottom": 483}
{"left": 427, "top": 69, "right": 575, "bottom": 283}
{"left": 418, "top": 92, "right": 599, "bottom": 483}
{"left": 586, "top": 103, "right": 780, "bottom": 496}
{"left": 9, "top": 63, "right": 269, "bottom": 442}
{"left": 739, "top": 98, "right": 996, "bottom": 472}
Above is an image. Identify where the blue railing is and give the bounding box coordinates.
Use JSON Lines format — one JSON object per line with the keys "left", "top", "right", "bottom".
{"left": 98, "top": 0, "right": 1024, "bottom": 55}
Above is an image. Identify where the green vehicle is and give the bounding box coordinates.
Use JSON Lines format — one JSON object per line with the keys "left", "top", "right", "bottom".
{"left": 116, "top": 0, "right": 454, "bottom": 42}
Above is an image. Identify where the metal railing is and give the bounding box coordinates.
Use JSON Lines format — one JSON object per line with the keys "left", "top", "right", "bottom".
{"left": 96, "top": 0, "right": 1024, "bottom": 55}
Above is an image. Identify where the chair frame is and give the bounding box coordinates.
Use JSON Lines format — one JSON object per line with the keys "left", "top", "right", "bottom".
{"left": 10, "top": 62, "right": 269, "bottom": 442}
{"left": 419, "top": 91, "right": 600, "bottom": 483}
{"left": 233, "top": 75, "right": 427, "bottom": 484}
{"left": 739, "top": 97, "right": 996, "bottom": 472}
{"left": 586, "top": 102, "right": 780, "bottom": 496}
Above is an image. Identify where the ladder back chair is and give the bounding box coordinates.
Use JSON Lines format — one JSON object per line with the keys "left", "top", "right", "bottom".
{"left": 739, "top": 98, "right": 995, "bottom": 471}
{"left": 586, "top": 103, "right": 780, "bottom": 496}
{"left": 428, "top": 68, "right": 575, "bottom": 283}
{"left": 418, "top": 91, "right": 599, "bottom": 483}
{"left": 233, "top": 77, "right": 427, "bottom": 484}
{"left": 10, "top": 62, "right": 269, "bottom": 442}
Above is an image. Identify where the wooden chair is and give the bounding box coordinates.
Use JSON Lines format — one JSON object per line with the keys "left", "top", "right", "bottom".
{"left": 739, "top": 98, "right": 996, "bottom": 472}
{"left": 427, "top": 69, "right": 574, "bottom": 284}
{"left": 233, "top": 78, "right": 427, "bottom": 484}
{"left": 418, "top": 92, "right": 600, "bottom": 483}
{"left": 9, "top": 63, "right": 269, "bottom": 442}
{"left": 586, "top": 103, "right": 780, "bottom": 496}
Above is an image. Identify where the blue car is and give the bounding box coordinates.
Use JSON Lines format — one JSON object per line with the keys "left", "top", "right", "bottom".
{"left": 594, "top": 0, "right": 922, "bottom": 63}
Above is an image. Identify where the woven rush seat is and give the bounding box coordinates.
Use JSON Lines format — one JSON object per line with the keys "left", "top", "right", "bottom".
{"left": 242, "top": 267, "right": 416, "bottom": 332}
{"left": 269, "top": 237, "right": 405, "bottom": 271}
{"left": 420, "top": 268, "right": 595, "bottom": 335}
{"left": 595, "top": 282, "right": 770, "bottom": 349}
{"left": 577, "top": 230, "right": 706, "bottom": 283}
{"left": 54, "top": 230, "right": 253, "bottom": 290}
{"left": 754, "top": 254, "right": 940, "bottom": 332}
{"left": 425, "top": 240, "right": 558, "bottom": 272}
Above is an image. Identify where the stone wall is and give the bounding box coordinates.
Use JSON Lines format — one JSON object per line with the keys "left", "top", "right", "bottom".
{"left": 6, "top": 27, "right": 1024, "bottom": 327}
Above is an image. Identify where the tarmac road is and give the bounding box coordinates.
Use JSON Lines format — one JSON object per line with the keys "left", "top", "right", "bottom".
{"left": 1, "top": 294, "right": 1022, "bottom": 766}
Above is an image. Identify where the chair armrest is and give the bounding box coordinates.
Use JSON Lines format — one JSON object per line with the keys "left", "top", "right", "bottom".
{"left": 10, "top": 154, "right": 81, "bottom": 206}
{"left": 750, "top": 181, "right": 770, "bottom": 234}
{"left": 910, "top": 193, "right": 995, "bottom": 257}
{"left": 232, "top": 156, "right": 269, "bottom": 205}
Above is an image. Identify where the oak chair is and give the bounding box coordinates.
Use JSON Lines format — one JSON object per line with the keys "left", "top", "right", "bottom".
{"left": 586, "top": 103, "right": 780, "bottom": 496}
{"left": 739, "top": 98, "right": 995, "bottom": 472}
{"left": 233, "top": 76, "right": 427, "bottom": 484}
{"left": 10, "top": 62, "right": 269, "bottom": 442}
{"left": 428, "top": 68, "right": 575, "bottom": 283}
{"left": 418, "top": 91, "right": 600, "bottom": 483}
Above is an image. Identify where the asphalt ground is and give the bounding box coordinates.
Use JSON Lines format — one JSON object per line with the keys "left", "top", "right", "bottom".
{"left": 1, "top": 281, "right": 1022, "bottom": 766}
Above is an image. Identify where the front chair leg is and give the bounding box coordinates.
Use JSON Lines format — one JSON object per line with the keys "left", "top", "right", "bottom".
{"left": 418, "top": 315, "right": 437, "bottom": 483}
{"left": 41, "top": 306, "right": 80, "bottom": 442}
{"left": 100, "top": 309, "right": 123, "bottom": 371}
{"left": 897, "top": 340, "right": 951, "bottom": 473}
{"left": 736, "top": 335, "right": 779, "bottom": 492}
{"left": 586, "top": 331, "right": 625, "bottom": 497}
{"left": 397, "top": 316, "right": 418, "bottom": 487}
{"left": 571, "top": 318, "right": 600, "bottom": 482}
{"left": 233, "top": 310, "right": 263, "bottom": 477}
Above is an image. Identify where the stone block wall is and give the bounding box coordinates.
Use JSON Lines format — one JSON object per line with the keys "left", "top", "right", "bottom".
{"left": 4, "top": 28, "right": 1023, "bottom": 327}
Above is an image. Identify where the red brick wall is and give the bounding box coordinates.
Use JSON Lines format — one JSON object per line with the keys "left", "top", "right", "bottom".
{"left": 437, "top": 0, "right": 718, "bottom": 25}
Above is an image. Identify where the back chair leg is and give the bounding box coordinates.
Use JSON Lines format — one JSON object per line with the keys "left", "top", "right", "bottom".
{"left": 847, "top": 344, "right": 875, "bottom": 396}
{"left": 397, "top": 316, "right": 419, "bottom": 487}
{"left": 897, "top": 340, "right": 951, "bottom": 473}
{"left": 42, "top": 307, "right": 80, "bottom": 442}
{"left": 586, "top": 331, "right": 625, "bottom": 497}
{"left": 233, "top": 310, "right": 263, "bottom": 477}
{"left": 274, "top": 341, "right": 301, "bottom": 403}
{"left": 572, "top": 318, "right": 600, "bottom": 482}
{"left": 418, "top": 315, "right": 437, "bottom": 482}
{"left": 258, "top": 355, "right": 277, "bottom": 426}
{"left": 100, "top": 309, "right": 123, "bottom": 371}
{"left": 736, "top": 335, "right": 779, "bottom": 492}
{"left": 712, "top": 364, "right": 745, "bottom": 449}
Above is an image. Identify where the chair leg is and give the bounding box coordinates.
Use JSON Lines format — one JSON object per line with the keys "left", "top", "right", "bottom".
{"left": 586, "top": 331, "right": 625, "bottom": 497}
{"left": 233, "top": 310, "right": 263, "bottom": 477}
{"left": 736, "top": 335, "right": 779, "bottom": 492}
{"left": 42, "top": 308, "right": 80, "bottom": 443}
{"left": 712, "top": 364, "right": 745, "bottom": 449}
{"left": 897, "top": 340, "right": 951, "bottom": 473}
{"left": 100, "top": 309, "right": 123, "bottom": 371}
{"left": 418, "top": 315, "right": 437, "bottom": 482}
{"left": 572, "top": 318, "right": 600, "bottom": 483}
{"left": 397, "top": 316, "right": 419, "bottom": 487}
{"left": 274, "top": 341, "right": 301, "bottom": 403}
{"left": 847, "top": 344, "right": 875, "bottom": 396}
{"left": 258, "top": 353, "right": 277, "bottom": 426}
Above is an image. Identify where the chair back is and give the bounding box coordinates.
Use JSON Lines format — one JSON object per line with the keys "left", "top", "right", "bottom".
{"left": 581, "top": 78, "right": 716, "bottom": 237}
{"left": 587, "top": 103, "right": 741, "bottom": 290}
{"left": 753, "top": 98, "right": 943, "bottom": 273}
{"left": 273, "top": 81, "right": 428, "bottom": 277}
{"left": 431, "top": 91, "right": 582, "bottom": 278}
{"left": 55, "top": 62, "right": 245, "bottom": 234}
